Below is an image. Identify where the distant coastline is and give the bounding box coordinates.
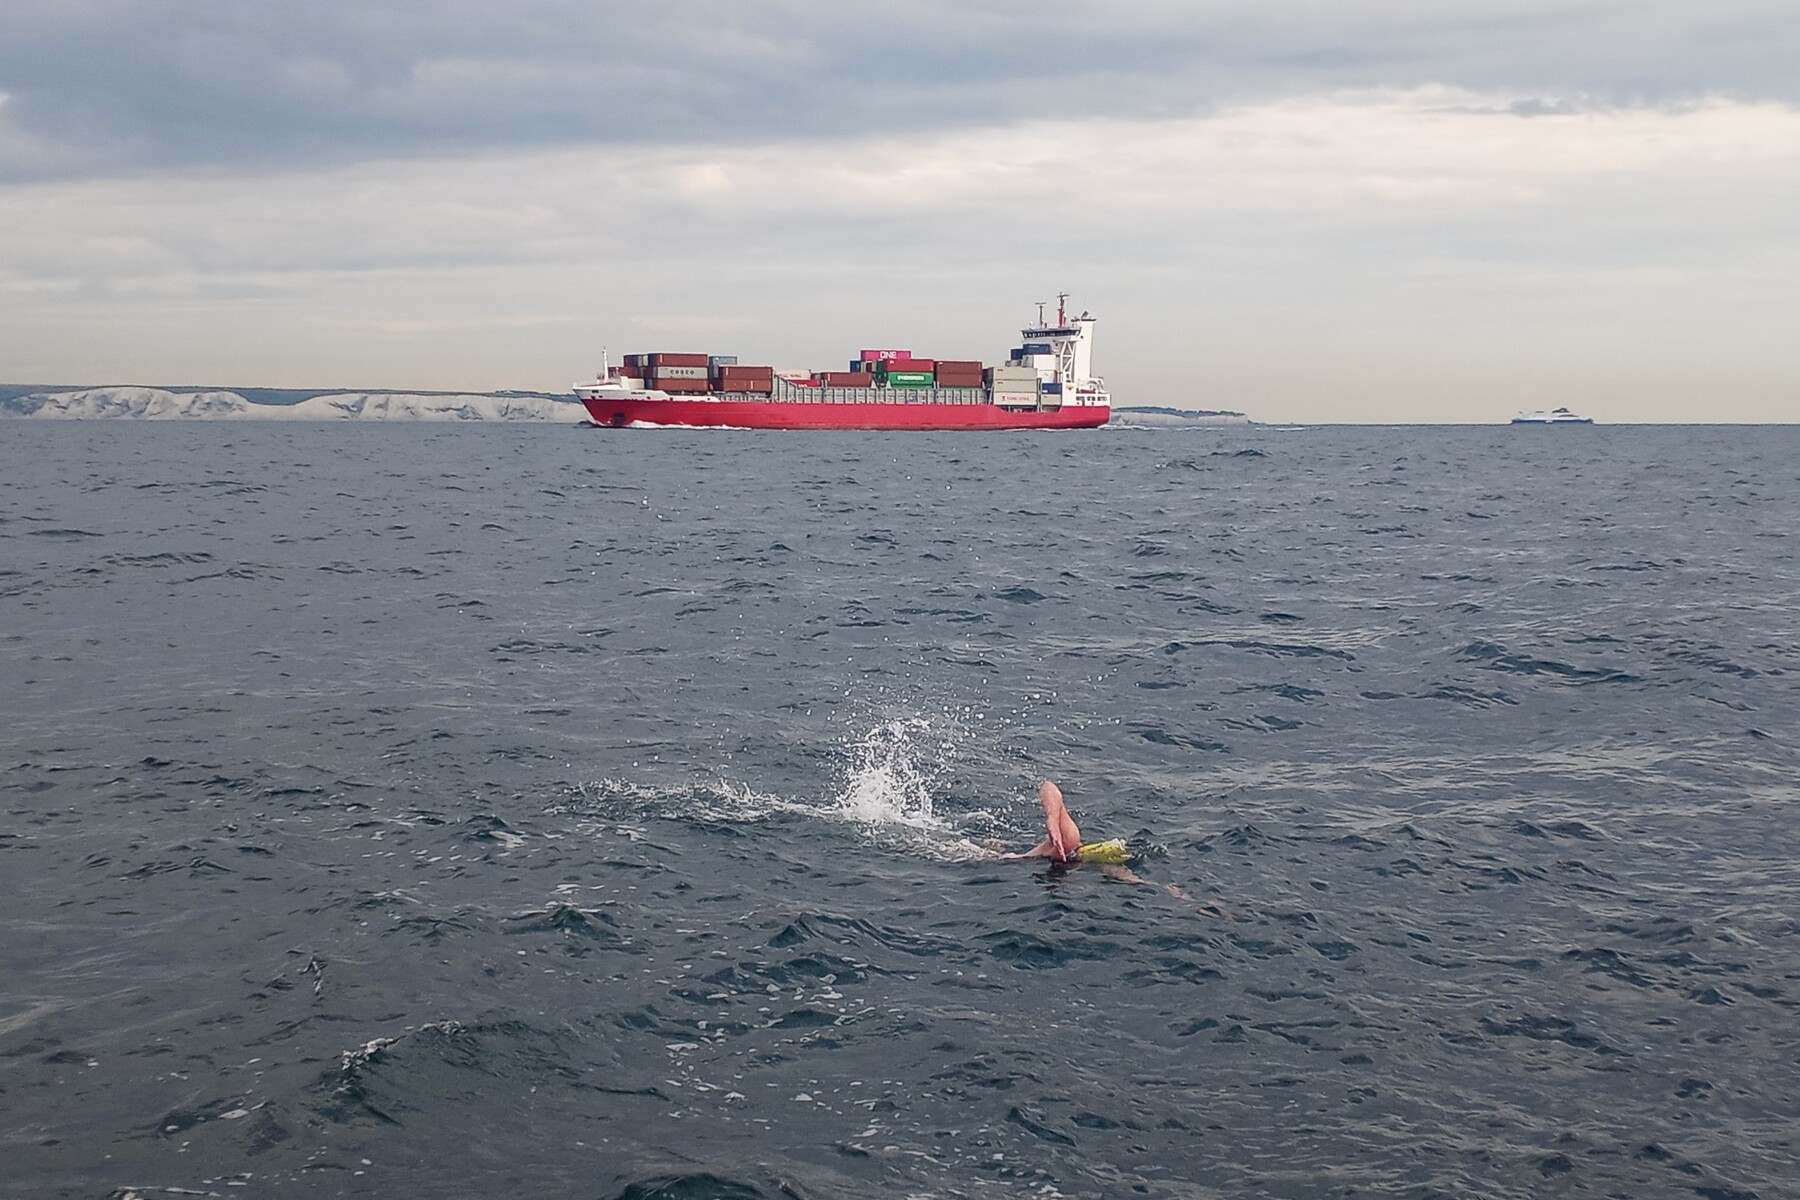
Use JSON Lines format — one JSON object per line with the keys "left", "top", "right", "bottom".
{"left": 0, "top": 385, "right": 586, "bottom": 422}
{"left": 2, "top": 385, "right": 1250, "bottom": 425}
{"left": 1110, "top": 406, "right": 1251, "bottom": 427}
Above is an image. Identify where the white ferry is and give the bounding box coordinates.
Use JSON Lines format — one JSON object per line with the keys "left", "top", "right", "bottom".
{"left": 1511, "top": 408, "right": 1594, "bottom": 425}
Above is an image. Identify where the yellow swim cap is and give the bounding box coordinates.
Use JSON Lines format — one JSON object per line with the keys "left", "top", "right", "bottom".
{"left": 1076, "top": 839, "right": 1131, "bottom": 865}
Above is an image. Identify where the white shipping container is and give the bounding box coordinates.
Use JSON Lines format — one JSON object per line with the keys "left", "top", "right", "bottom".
{"left": 653, "top": 365, "right": 708, "bottom": 380}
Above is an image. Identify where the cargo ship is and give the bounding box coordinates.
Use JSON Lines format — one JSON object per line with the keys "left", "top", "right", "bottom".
{"left": 575, "top": 296, "right": 1109, "bottom": 430}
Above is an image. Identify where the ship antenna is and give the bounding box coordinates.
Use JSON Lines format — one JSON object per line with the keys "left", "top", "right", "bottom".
{"left": 1057, "top": 292, "right": 1068, "bottom": 326}
{"left": 1035, "top": 301, "right": 1046, "bottom": 326}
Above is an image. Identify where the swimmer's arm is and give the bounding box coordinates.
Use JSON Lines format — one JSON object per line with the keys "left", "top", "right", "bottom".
{"left": 1099, "top": 863, "right": 1181, "bottom": 895}
{"left": 1097, "top": 865, "right": 1232, "bottom": 915}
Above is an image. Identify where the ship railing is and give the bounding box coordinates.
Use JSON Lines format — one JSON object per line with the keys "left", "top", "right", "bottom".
{"left": 763, "top": 382, "right": 994, "bottom": 405}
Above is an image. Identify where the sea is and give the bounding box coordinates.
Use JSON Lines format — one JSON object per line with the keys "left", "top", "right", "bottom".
{"left": 2, "top": 421, "right": 1796, "bottom": 1200}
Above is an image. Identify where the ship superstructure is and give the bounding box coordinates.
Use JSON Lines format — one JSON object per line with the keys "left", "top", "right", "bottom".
{"left": 1007, "top": 293, "right": 1108, "bottom": 410}
{"left": 574, "top": 296, "right": 1110, "bottom": 431}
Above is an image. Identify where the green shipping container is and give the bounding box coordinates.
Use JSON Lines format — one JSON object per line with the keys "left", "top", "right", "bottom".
{"left": 885, "top": 372, "right": 933, "bottom": 387}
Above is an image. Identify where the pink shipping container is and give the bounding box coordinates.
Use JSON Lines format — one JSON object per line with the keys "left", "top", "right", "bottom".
{"left": 858, "top": 349, "right": 911, "bottom": 362}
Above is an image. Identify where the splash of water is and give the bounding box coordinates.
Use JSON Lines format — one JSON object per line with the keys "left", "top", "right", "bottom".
{"left": 831, "top": 716, "right": 958, "bottom": 830}
{"left": 826, "top": 715, "right": 1015, "bottom": 862}
{"left": 562, "top": 711, "right": 1012, "bottom": 860}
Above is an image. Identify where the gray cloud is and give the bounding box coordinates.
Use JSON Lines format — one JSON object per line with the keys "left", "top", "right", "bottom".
{"left": 3, "top": 1, "right": 1798, "bottom": 182}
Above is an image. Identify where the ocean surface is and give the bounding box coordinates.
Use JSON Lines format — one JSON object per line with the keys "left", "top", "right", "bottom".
{"left": 3, "top": 422, "right": 1797, "bottom": 1200}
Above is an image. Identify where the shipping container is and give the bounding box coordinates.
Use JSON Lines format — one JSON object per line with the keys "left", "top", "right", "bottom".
{"left": 652, "top": 365, "right": 708, "bottom": 380}
{"left": 648, "top": 352, "right": 709, "bottom": 368}
{"left": 716, "top": 380, "right": 775, "bottom": 394}
{"left": 716, "top": 365, "right": 775, "bottom": 380}
{"left": 885, "top": 373, "right": 932, "bottom": 387}
{"left": 859, "top": 349, "right": 911, "bottom": 362}
{"left": 880, "top": 358, "right": 937, "bottom": 373}
{"left": 816, "top": 372, "right": 873, "bottom": 387}
{"left": 654, "top": 377, "right": 710, "bottom": 393}
{"left": 708, "top": 355, "right": 738, "bottom": 367}
{"left": 623, "top": 353, "right": 647, "bottom": 369}
{"left": 986, "top": 366, "right": 1039, "bottom": 383}
{"left": 1042, "top": 382, "right": 1064, "bottom": 394}
{"left": 937, "top": 360, "right": 982, "bottom": 373}
{"left": 1022, "top": 343, "right": 1052, "bottom": 354}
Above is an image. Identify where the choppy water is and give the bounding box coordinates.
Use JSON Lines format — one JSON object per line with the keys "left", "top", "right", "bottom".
{"left": 3, "top": 422, "right": 1798, "bottom": 1200}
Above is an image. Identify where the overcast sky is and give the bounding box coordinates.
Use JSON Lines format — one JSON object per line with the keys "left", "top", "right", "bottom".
{"left": 3, "top": 1, "right": 1797, "bottom": 421}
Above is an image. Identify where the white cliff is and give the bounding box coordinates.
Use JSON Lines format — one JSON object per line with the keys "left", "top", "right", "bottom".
{"left": 5, "top": 387, "right": 587, "bottom": 422}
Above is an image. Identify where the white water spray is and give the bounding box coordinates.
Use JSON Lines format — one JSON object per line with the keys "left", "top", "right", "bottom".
{"left": 832, "top": 716, "right": 957, "bottom": 829}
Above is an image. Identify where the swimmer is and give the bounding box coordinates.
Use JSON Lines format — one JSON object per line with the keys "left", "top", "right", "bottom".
{"left": 1007, "top": 780, "right": 1211, "bottom": 907}
{"left": 1020, "top": 779, "right": 1129, "bottom": 865}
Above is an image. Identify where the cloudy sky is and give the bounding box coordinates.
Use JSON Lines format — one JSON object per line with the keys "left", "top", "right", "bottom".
{"left": 2, "top": 1, "right": 1797, "bottom": 422}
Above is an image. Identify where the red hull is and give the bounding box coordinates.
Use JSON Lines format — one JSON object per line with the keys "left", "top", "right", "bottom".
{"left": 580, "top": 397, "right": 1109, "bottom": 431}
